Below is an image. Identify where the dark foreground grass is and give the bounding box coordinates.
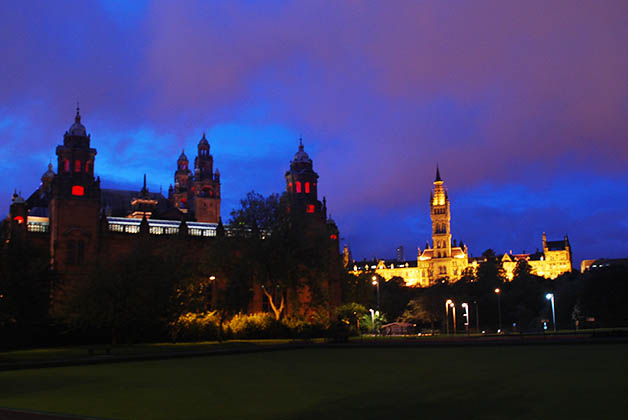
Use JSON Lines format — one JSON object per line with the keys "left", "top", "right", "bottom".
{"left": 0, "top": 344, "right": 626, "bottom": 420}
{"left": 0, "top": 339, "right": 296, "bottom": 365}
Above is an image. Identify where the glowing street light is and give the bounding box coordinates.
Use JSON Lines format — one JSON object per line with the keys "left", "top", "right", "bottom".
{"left": 546, "top": 293, "right": 556, "bottom": 333}
{"left": 449, "top": 301, "right": 456, "bottom": 335}
{"left": 369, "top": 308, "right": 376, "bottom": 333}
{"left": 208, "top": 276, "right": 217, "bottom": 310}
{"left": 494, "top": 288, "right": 502, "bottom": 333}
{"left": 372, "top": 275, "right": 380, "bottom": 311}
{"left": 461, "top": 302, "right": 470, "bottom": 335}
{"left": 445, "top": 299, "right": 453, "bottom": 335}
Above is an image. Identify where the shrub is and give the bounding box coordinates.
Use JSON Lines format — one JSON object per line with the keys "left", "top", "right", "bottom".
{"left": 170, "top": 312, "right": 220, "bottom": 342}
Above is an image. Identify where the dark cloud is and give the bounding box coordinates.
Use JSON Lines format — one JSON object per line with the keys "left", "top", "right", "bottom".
{"left": 1, "top": 0, "right": 627, "bottom": 266}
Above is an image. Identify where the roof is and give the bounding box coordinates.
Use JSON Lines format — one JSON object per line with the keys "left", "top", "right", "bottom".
{"left": 546, "top": 240, "right": 568, "bottom": 251}
{"left": 101, "top": 189, "right": 180, "bottom": 219}
{"left": 419, "top": 246, "right": 467, "bottom": 261}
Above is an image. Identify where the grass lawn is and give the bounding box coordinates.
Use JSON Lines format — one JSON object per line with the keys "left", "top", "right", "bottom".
{"left": 0, "top": 344, "right": 626, "bottom": 419}
{"left": 0, "top": 339, "right": 297, "bottom": 364}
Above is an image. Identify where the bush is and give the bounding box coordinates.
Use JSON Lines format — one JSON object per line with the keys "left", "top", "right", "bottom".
{"left": 227, "top": 313, "right": 288, "bottom": 339}
{"left": 170, "top": 312, "right": 220, "bottom": 342}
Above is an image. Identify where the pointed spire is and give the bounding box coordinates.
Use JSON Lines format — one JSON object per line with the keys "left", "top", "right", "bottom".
{"left": 299, "top": 136, "right": 304, "bottom": 150}
{"left": 435, "top": 165, "right": 442, "bottom": 182}
{"left": 75, "top": 102, "right": 81, "bottom": 123}
{"left": 141, "top": 174, "right": 148, "bottom": 196}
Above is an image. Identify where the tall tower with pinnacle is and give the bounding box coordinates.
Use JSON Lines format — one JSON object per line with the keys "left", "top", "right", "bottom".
{"left": 192, "top": 133, "right": 221, "bottom": 223}
{"left": 50, "top": 106, "right": 101, "bottom": 272}
{"left": 285, "top": 138, "right": 322, "bottom": 218}
{"left": 430, "top": 166, "right": 452, "bottom": 258}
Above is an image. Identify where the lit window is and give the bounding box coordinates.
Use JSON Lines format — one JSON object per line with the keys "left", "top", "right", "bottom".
{"left": 330, "top": 234, "right": 337, "bottom": 240}
{"left": 13, "top": 216, "right": 24, "bottom": 224}
{"left": 75, "top": 160, "right": 81, "bottom": 172}
{"left": 85, "top": 161, "right": 90, "bottom": 173}
{"left": 305, "top": 182, "right": 310, "bottom": 193}
{"left": 296, "top": 181, "right": 302, "bottom": 193}
{"left": 306, "top": 204, "right": 315, "bottom": 213}
{"left": 71, "top": 185, "right": 84, "bottom": 196}
{"left": 289, "top": 182, "right": 293, "bottom": 192}
{"left": 64, "top": 159, "right": 70, "bottom": 172}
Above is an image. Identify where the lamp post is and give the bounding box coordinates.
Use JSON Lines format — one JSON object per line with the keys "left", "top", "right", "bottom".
{"left": 494, "top": 288, "right": 502, "bottom": 333}
{"left": 208, "top": 275, "right": 216, "bottom": 310}
{"left": 546, "top": 293, "right": 556, "bottom": 333}
{"left": 450, "top": 301, "right": 456, "bottom": 335}
{"left": 372, "top": 276, "right": 380, "bottom": 311}
{"left": 473, "top": 300, "right": 480, "bottom": 333}
{"left": 445, "top": 299, "right": 453, "bottom": 335}
{"left": 369, "top": 308, "right": 376, "bottom": 333}
{"left": 461, "top": 302, "right": 470, "bottom": 336}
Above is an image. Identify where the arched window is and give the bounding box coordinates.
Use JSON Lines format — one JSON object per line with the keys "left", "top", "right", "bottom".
{"left": 296, "top": 181, "right": 302, "bottom": 193}
{"left": 85, "top": 160, "right": 90, "bottom": 173}
{"left": 75, "top": 160, "right": 81, "bottom": 172}
{"left": 305, "top": 182, "right": 310, "bottom": 194}
{"left": 64, "top": 159, "right": 70, "bottom": 172}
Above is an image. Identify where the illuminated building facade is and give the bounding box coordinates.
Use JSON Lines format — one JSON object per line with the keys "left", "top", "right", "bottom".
{"left": 349, "top": 168, "right": 572, "bottom": 286}
{"left": 350, "top": 168, "right": 469, "bottom": 287}
{"left": 501, "top": 233, "right": 572, "bottom": 280}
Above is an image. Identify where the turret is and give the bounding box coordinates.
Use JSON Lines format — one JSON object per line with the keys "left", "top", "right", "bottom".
{"left": 192, "top": 133, "right": 221, "bottom": 223}
{"left": 285, "top": 138, "right": 320, "bottom": 216}
{"left": 49, "top": 107, "right": 101, "bottom": 272}
{"left": 9, "top": 190, "right": 27, "bottom": 239}
{"left": 430, "top": 166, "right": 451, "bottom": 258}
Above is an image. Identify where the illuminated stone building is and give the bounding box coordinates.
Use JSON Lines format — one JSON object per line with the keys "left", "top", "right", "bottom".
{"left": 349, "top": 168, "right": 572, "bottom": 286}
{"left": 501, "top": 233, "right": 572, "bottom": 280}
{"left": 350, "top": 168, "right": 469, "bottom": 287}
{"left": 5, "top": 109, "right": 340, "bottom": 314}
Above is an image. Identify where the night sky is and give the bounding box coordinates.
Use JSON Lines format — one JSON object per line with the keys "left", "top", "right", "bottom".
{"left": 2, "top": 1, "right": 627, "bottom": 266}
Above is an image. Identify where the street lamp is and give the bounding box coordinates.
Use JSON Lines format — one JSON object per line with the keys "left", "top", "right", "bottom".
{"left": 445, "top": 299, "right": 453, "bottom": 335}
{"left": 369, "top": 308, "right": 376, "bottom": 333}
{"left": 494, "top": 288, "right": 502, "bottom": 333}
{"left": 461, "top": 302, "right": 470, "bottom": 336}
{"left": 546, "top": 293, "right": 556, "bottom": 333}
{"left": 449, "top": 301, "right": 456, "bottom": 335}
{"left": 372, "top": 276, "right": 380, "bottom": 311}
{"left": 208, "top": 275, "right": 216, "bottom": 310}
{"left": 473, "top": 300, "right": 480, "bottom": 332}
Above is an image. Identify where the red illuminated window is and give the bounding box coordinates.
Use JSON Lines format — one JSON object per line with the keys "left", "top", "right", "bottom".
{"left": 75, "top": 160, "right": 81, "bottom": 172}
{"left": 85, "top": 161, "right": 90, "bottom": 173}
{"left": 64, "top": 159, "right": 70, "bottom": 172}
{"left": 71, "top": 185, "right": 84, "bottom": 196}
{"left": 296, "top": 181, "right": 302, "bottom": 193}
{"left": 306, "top": 204, "right": 315, "bottom": 213}
{"left": 289, "top": 182, "right": 293, "bottom": 192}
{"left": 305, "top": 182, "right": 310, "bottom": 193}
{"left": 13, "top": 216, "right": 24, "bottom": 224}
{"left": 330, "top": 234, "right": 338, "bottom": 240}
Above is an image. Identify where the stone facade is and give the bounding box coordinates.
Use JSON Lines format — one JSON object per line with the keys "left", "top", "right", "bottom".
{"left": 6, "top": 110, "right": 341, "bottom": 315}
{"left": 501, "top": 233, "right": 572, "bottom": 280}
